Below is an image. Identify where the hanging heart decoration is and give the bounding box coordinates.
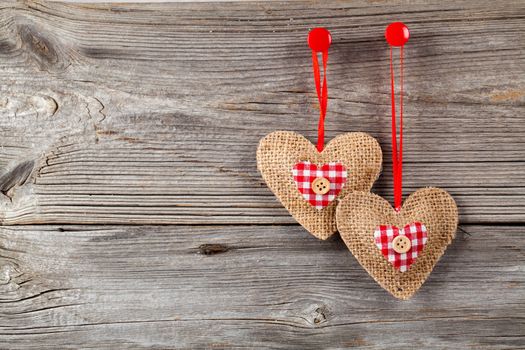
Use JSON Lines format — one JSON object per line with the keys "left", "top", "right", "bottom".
{"left": 336, "top": 188, "right": 457, "bottom": 299}
{"left": 256, "top": 28, "right": 382, "bottom": 240}
{"left": 336, "top": 22, "right": 458, "bottom": 298}
{"left": 257, "top": 131, "right": 381, "bottom": 240}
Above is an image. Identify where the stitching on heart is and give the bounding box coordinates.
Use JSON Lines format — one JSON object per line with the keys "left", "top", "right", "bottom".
{"left": 374, "top": 222, "right": 428, "bottom": 272}
{"left": 292, "top": 161, "right": 347, "bottom": 210}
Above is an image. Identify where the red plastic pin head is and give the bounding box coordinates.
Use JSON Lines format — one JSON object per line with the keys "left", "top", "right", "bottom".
{"left": 308, "top": 28, "right": 332, "bottom": 52}
{"left": 385, "top": 22, "right": 410, "bottom": 46}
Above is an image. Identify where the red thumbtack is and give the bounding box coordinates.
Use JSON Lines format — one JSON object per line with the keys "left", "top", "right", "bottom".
{"left": 308, "top": 28, "right": 332, "bottom": 52}
{"left": 385, "top": 22, "right": 410, "bottom": 46}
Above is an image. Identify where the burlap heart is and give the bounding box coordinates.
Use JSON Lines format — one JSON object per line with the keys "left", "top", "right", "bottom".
{"left": 257, "top": 131, "right": 382, "bottom": 240}
{"left": 336, "top": 187, "right": 458, "bottom": 299}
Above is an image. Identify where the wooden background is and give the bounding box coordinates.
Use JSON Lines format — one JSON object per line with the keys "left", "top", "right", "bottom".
{"left": 0, "top": 1, "right": 523, "bottom": 349}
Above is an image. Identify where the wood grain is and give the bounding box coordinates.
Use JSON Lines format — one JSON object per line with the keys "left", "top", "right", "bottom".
{"left": 0, "top": 224, "right": 523, "bottom": 349}
{"left": 0, "top": 1, "right": 523, "bottom": 348}
{"left": 0, "top": 0, "right": 523, "bottom": 225}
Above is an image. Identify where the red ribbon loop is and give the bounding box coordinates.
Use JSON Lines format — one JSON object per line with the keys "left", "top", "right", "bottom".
{"left": 308, "top": 28, "right": 331, "bottom": 152}
{"left": 312, "top": 50, "right": 328, "bottom": 152}
{"left": 390, "top": 45, "right": 404, "bottom": 211}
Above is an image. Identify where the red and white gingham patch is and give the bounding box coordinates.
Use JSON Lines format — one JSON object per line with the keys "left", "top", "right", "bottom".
{"left": 374, "top": 222, "right": 428, "bottom": 272}
{"left": 292, "top": 161, "right": 348, "bottom": 210}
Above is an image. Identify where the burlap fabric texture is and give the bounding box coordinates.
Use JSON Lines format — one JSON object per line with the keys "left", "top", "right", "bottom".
{"left": 257, "top": 131, "right": 382, "bottom": 240}
{"left": 336, "top": 187, "right": 458, "bottom": 299}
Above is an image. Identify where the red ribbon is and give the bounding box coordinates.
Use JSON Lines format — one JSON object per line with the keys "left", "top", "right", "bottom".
{"left": 390, "top": 45, "right": 404, "bottom": 211}
{"left": 311, "top": 50, "right": 328, "bottom": 152}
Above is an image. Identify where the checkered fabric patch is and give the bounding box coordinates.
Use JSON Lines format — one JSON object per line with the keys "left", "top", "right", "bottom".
{"left": 292, "top": 161, "right": 348, "bottom": 210}
{"left": 374, "top": 222, "right": 428, "bottom": 272}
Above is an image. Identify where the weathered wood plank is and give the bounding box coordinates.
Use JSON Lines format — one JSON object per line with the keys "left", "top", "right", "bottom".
{"left": 0, "top": 224, "right": 523, "bottom": 349}
{"left": 0, "top": 2, "right": 522, "bottom": 349}
{"left": 0, "top": 0, "right": 523, "bottom": 225}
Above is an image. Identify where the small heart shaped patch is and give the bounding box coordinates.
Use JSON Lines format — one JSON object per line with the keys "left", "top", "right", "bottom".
{"left": 292, "top": 161, "right": 347, "bottom": 210}
{"left": 374, "top": 222, "right": 428, "bottom": 272}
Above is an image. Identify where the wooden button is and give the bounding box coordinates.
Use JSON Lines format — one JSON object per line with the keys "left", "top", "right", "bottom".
{"left": 392, "top": 235, "right": 411, "bottom": 254}
{"left": 311, "top": 177, "right": 330, "bottom": 195}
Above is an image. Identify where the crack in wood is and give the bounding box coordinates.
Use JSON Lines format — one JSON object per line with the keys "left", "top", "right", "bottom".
{"left": 198, "top": 243, "right": 230, "bottom": 255}
{"left": 0, "top": 160, "right": 35, "bottom": 201}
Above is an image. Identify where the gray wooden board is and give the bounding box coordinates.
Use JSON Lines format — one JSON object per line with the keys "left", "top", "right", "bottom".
{"left": 0, "top": 0, "right": 523, "bottom": 224}
{"left": 0, "top": 225, "right": 524, "bottom": 349}
{"left": 0, "top": 0, "right": 524, "bottom": 349}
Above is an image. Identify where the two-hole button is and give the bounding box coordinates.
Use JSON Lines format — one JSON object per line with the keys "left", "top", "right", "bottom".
{"left": 392, "top": 235, "right": 411, "bottom": 254}
{"left": 311, "top": 177, "right": 330, "bottom": 195}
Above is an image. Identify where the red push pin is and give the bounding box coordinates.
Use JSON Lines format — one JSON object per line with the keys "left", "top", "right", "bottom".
{"left": 385, "top": 22, "right": 410, "bottom": 46}
{"left": 308, "top": 28, "right": 332, "bottom": 52}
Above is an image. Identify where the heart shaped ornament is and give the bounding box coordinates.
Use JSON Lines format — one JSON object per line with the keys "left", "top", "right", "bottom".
{"left": 257, "top": 131, "right": 382, "bottom": 240}
{"left": 336, "top": 187, "right": 458, "bottom": 299}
